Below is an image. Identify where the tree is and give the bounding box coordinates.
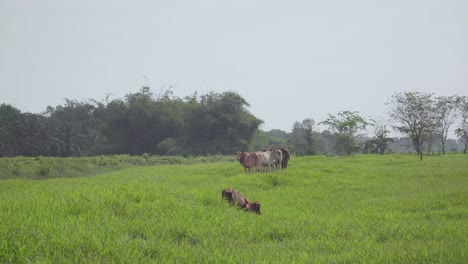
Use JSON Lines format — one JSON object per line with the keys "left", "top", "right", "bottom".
{"left": 93, "top": 99, "right": 130, "bottom": 154}
{"left": 46, "top": 99, "right": 98, "bottom": 157}
{"left": 319, "top": 111, "right": 369, "bottom": 155}
{"left": 182, "top": 91, "right": 263, "bottom": 154}
{"left": 156, "top": 137, "right": 178, "bottom": 155}
{"left": 455, "top": 96, "right": 468, "bottom": 154}
{"left": 387, "top": 91, "right": 435, "bottom": 161}
{"left": 434, "top": 95, "right": 459, "bottom": 155}
{"left": 249, "top": 130, "right": 269, "bottom": 152}
{"left": 19, "top": 113, "right": 58, "bottom": 156}
{"left": 316, "top": 130, "right": 335, "bottom": 155}
{"left": 0, "top": 104, "right": 57, "bottom": 156}
{"left": 125, "top": 86, "right": 163, "bottom": 155}
{"left": 248, "top": 129, "right": 289, "bottom": 152}
{"left": 0, "top": 104, "right": 23, "bottom": 156}
{"left": 1, "top": 88, "right": 264, "bottom": 157}
{"left": 365, "top": 120, "right": 393, "bottom": 154}
{"left": 290, "top": 118, "right": 318, "bottom": 155}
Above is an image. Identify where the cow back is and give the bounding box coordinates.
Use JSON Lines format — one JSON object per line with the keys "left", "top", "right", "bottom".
{"left": 232, "top": 190, "right": 248, "bottom": 207}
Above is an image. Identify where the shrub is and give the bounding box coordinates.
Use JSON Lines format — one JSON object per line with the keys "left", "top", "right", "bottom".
{"left": 35, "top": 161, "right": 51, "bottom": 178}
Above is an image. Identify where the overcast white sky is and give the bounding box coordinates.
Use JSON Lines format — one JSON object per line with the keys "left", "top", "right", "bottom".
{"left": 1, "top": 0, "right": 467, "bottom": 133}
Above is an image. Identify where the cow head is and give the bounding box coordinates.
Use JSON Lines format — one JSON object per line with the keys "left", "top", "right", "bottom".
{"left": 222, "top": 189, "right": 234, "bottom": 203}
{"left": 234, "top": 151, "right": 243, "bottom": 161}
{"left": 234, "top": 151, "right": 249, "bottom": 162}
{"left": 246, "top": 202, "right": 261, "bottom": 215}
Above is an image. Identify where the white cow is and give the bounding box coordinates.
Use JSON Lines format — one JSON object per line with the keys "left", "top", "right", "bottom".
{"left": 257, "top": 151, "right": 271, "bottom": 172}
{"left": 271, "top": 149, "right": 283, "bottom": 170}
{"left": 257, "top": 150, "right": 281, "bottom": 172}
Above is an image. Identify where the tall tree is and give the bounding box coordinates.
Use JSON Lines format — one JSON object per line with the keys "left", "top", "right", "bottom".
{"left": 0, "top": 104, "right": 22, "bottom": 156}
{"left": 319, "top": 111, "right": 369, "bottom": 155}
{"left": 46, "top": 99, "right": 98, "bottom": 157}
{"left": 290, "top": 118, "right": 318, "bottom": 155}
{"left": 0, "top": 104, "right": 61, "bottom": 156}
{"left": 387, "top": 91, "right": 435, "bottom": 161}
{"left": 93, "top": 99, "right": 130, "bottom": 154}
{"left": 181, "top": 91, "right": 262, "bottom": 154}
{"left": 249, "top": 130, "right": 269, "bottom": 152}
{"left": 19, "top": 113, "right": 57, "bottom": 156}
{"left": 434, "top": 95, "right": 459, "bottom": 155}
{"left": 455, "top": 96, "right": 468, "bottom": 154}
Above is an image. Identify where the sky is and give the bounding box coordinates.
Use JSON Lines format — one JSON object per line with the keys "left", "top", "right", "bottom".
{"left": 1, "top": 0, "right": 467, "bottom": 133}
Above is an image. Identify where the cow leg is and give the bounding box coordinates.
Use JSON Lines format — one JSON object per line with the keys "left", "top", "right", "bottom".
{"left": 277, "top": 162, "right": 282, "bottom": 170}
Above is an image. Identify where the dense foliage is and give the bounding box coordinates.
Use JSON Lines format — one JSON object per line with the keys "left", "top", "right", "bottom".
{"left": 1, "top": 89, "right": 466, "bottom": 157}
{"left": 0, "top": 87, "right": 262, "bottom": 157}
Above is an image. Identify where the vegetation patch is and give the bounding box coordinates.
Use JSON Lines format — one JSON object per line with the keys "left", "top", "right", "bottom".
{"left": 0, "top": 154, "right": 235, "bottom": 180}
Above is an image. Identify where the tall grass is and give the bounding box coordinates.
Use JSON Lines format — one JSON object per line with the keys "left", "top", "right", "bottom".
{"left": 1, "top": 154, "right": 467, "bottom": 263}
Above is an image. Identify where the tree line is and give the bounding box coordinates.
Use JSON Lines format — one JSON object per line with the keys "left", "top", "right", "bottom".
{"left": 0, "top": 87, "right": 262, "bottom": 157}
{"left": 1, "top": 89, "right": 467, "bottom": 159}
{"left": 284, "top": 92, "right": 467, "bottom": 160}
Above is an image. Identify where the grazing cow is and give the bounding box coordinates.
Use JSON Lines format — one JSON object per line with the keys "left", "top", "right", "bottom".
{"left": 234, "top": 151, "right": 260, "bottom": 174}
{"left": 231, "top": 190, "right": 248, "bottom": 207}
{"left": 245, "top": 201, "right": 261, "bottom": 215}
{"left": 280, "top": 148, "right": 291, "bottom": 169}
{"left": 221, "top": 189, "right": 261, "bottom": 215}
{"left": 222, "top": 189, "right": 235, "bottom": 203}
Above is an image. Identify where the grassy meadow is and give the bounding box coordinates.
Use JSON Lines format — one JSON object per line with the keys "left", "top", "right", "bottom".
{"left": 1, "top": 154, "right": 467, "bottom": 263}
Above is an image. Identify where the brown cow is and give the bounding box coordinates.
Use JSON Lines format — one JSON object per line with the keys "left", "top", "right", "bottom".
{"left": 234, "top": 151, "right": 260, "bottom": 174}
{"left": 221, "top": 189, "right": 261, "bottom": 215}
{"left": 222, "top": 189, "right": 235, "bottom": 203}
{"left": 245, "top": 202, "right": 261, "bottom": 215}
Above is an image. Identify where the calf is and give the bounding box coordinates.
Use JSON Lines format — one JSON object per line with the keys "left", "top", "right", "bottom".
{"left": 221, "top": 189, "right": 261, "bottom": 215}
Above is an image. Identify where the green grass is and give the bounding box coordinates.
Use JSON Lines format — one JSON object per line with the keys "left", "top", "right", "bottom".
{"left": 1, "top": 154, "right": 467, "bottom": 263}
{"left": 0, "top": 154, "right": 235, "bottom": 180}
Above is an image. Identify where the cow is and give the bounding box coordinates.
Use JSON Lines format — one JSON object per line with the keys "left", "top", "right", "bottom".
{"left": 258, "top": 150, "right": 284, "bottom": 172}
{"left": 280, "top": 148, "right": 291, "bottom": 169}
{"left": 222, "top": 189, "right": 261, "bottom": 215}
{"left": 257, "top": 151, "right": 274, "bottom": 172}
{"left": 234, "top": 151, "right": 260, "bottom": 174}
{"left": 222, "top": 189, "right": 235, "bottom": 203}
{"left": 263, "top": 148, "right": 290, "bottom": 170}
{"left": 271, "top": 149, "right": 283, "bottom": 170}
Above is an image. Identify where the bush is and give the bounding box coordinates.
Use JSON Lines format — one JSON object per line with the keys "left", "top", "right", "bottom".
{"left": 35, "top": 161, "right": 51, "bottom": 178}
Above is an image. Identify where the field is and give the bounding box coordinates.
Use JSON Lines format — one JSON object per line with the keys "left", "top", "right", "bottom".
{"left": 1, "top": 154, "right": 467, "bottom": 263}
